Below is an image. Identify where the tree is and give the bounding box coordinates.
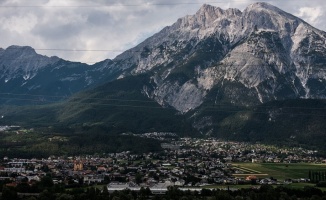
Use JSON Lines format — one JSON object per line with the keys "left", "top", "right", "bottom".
{"left": 166, "top": 186, "right": 182, "bottom": 200}
{"left": 56, "top": 194, "right": 74, "bottom": 200}
{"left": 135, "top": 173, "right": 142, "bottom": 184}
{"left": 40, "top": 175, "right": 54, "bottom": 188}
{"left": 102, "top": 185, "right": 109, "bottom": 194}
{"left": 16, "top": 182, "right": 31, "bottom": 193}
{"left": 215, "top": 190, "right": 233, "bottom": 200}
{"left": 201, "top": 188, "right": 212, "bottom": 196}
{"left": 98, "top": 185, "right": 110, "bottom": 200}
{"left": 279, "top": 192, "right": 290, "bottom": 200}
{"left": 1, "top": 186, "right": 18, "bottom": 200}
{"left": 26, "top": 197, "right": 37, "bottom": 200}
{"left": 38, "top": 189, "right": 55, "bottom": 200}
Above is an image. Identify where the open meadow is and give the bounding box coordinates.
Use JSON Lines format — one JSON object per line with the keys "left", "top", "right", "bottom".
{"left": 232, "top": 162, "right": 326, "bottom": 180}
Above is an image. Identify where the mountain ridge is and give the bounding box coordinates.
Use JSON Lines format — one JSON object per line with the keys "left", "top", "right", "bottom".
{"left": 1, "top": 2, "right": 326, "bottom": 139}
{"left": 114, "top": 2, "right": 326, "bottom": 112}
{"left": 0, "top": 45, "right": 121, "bottom": 104}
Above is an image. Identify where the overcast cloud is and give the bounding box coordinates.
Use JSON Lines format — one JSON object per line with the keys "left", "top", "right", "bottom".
{"left": 0, "top": 0, "right": 325, "bottom": 63}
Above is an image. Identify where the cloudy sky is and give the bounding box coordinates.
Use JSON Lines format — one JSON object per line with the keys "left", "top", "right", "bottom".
{"left": 0, "top": 0, "right": 325, "bottom": 64}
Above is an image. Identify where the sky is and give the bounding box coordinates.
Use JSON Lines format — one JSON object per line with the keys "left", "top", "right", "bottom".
{"left": 0, "top": 0, "right": 325, "bottom": 64}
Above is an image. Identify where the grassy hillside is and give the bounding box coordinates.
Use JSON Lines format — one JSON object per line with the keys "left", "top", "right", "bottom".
{"left": 0, "top": 104, "right": 60, "bottom": 127}
{"left": 56, "top": 74, "right": 197, "bottom": 136}
{"left": 0, "top": 74, "right": 197, "bottom": 136}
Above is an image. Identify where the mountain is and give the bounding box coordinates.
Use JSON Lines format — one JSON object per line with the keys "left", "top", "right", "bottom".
{"left": 106, "top": 2, "right": 326, "bottom": 113}
{"left": 60, "top": 2, "right": 326, "bottom": 137}
{"left": 1, "top": 2, "right": 326, "bottom": 153}
{"left": 2, "top": 3, "right": 325, "bottom": 109}
{"left": 0, "top": 46, "right": 121, "bottom": 104}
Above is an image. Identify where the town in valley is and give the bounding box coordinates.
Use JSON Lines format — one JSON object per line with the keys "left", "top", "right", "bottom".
{"left": 1, "top": 132, "right": 325, "bottom": 195}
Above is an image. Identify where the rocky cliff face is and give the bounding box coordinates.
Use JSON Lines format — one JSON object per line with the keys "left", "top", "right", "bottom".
{"left": 108, "top": 2, "right": 326, "bottom": 112}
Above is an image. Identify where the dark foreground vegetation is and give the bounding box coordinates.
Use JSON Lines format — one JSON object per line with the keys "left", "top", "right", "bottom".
{"left": 2, "top": 181, "right": 326, "bottom": 200}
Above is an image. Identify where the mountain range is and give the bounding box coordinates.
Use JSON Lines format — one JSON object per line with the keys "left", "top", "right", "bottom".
{"left": 0, "top": 46, "right": 123, "bottom": 104}
{"left": 0, "top": 2, "right": 326, "bottom": 152}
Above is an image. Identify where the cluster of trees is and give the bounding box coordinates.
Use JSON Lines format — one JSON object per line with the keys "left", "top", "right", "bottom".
{"left": 1, "top": 175, "right": 61, "bottom": 190}
{"left": 0, "top": 174, "right": 64, "bottom": 200}
{"left": 310, "top": 171, "right": 326, "bottom": 183}
{"left": 3, "top": 182, "right": 326, "bottom": 200}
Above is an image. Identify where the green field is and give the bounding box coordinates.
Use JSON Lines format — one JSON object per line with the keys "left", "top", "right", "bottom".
{"left": 232, "top": 163, "right": 326, "bottom": 180}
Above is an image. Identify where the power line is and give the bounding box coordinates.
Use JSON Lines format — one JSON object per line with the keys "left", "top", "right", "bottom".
{"left": 1, "top": 93, "right": 326, "bottom": 112}
{"left": 1, "top": 49, "right": 326, "bottom": 66}
{"left": 1, "top": 96, "right": 325, "bottom": 117}
{"left": 0, "top": 0, "right": 312, "bottom": 8}
{"left": 0, "top": 1, "right": 291, "bottom": 8}
{"left": 3, "top": 47, "right": 325, "bottom": 58}
{"left": 2, "top": 46, "right": 292, "bottom": 53}
{"left": 1, "top": 57, "right": 325, "bottom": 72}
{"left": 30, "top": 48, "right": 126, "bottom": 52}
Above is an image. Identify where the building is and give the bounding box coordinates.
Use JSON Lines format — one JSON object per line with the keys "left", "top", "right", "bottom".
{"left": 74, "top": 161, "right": 83, "bottom": 171}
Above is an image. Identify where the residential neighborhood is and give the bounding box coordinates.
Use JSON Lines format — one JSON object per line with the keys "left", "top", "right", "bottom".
{"left": 0, "top": 138, "right": 324, "bottom": 193}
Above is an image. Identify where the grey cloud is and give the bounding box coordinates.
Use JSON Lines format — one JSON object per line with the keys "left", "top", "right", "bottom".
{"left": 32, "top": 23, "right": 82, "bottom": 40}
{"left": 86, "top": 12, "right": 114, "bottom": 26}
{"left": 0, "top": 0, "right": 325, "bottom": 63}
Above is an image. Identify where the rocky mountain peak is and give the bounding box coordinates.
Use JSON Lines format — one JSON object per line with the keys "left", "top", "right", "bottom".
{"left": 242, "top": 2, "right": 300, "bottom": 32}
{"left": 0, "top": 45, "right": 60, "bottom": 66}
{"left": 197, "top": 4, "right": 216, "bottom": 12}
{"left": 247, "top": 2, "right": 279, "bottom": 10}
{"left": 245, "top": 2, "right": 296, "bottom": 18}
{"left": 4, "top": 45, "right": 38, "bottom": 57}
{"left": 0, "top": 45, "right": 61, "bottom": 81}
{"left": 193, "top": 4, "right": 241, "bottom": 27}
{"left": 197, "top": 4, "right": 241, "bottom": 17}
{"left": 196, "top": 4, "right": 222, "bottom": 16}
{"left": 121, "top": 3, "right": 326, "bottom": 112}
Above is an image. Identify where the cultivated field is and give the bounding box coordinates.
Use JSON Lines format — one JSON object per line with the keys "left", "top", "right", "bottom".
{"left": 231, "top": 162, "right": 326, "bottom": 180}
